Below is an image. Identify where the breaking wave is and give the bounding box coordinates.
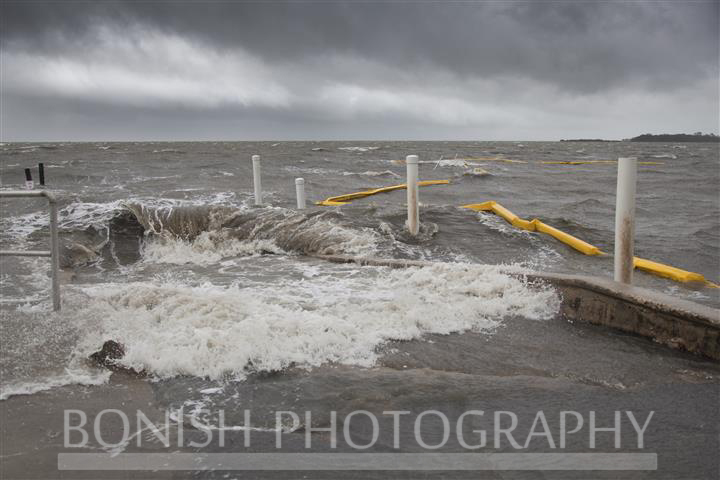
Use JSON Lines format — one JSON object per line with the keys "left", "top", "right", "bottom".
{"left": 342, "top": 170, "right": 401, "bottom": 178}
{"left": 49, "top": 203, "right": 380, "bottom": 267}
{"left": 2, "top": 198, "right": 382, "bottom": 269}
{"left": 72, "top": 263, "right": 560, "bottom": 379}
{"left": 124, "top": 204, "right": 379, "bottom": 262}
{"left": 338, "top": 146, "right": 380, "bottom": 152}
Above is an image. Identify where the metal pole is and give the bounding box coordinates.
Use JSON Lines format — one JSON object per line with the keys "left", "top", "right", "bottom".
{"left": 48, "top": 199, "right": 61, "bottom": 310}
{"left": 614, "top": 156, "right": 637, "bottom": 284}
{"left": 406, "top": 155, "right": 419, "bottom": 236}
{"left": 295, "top": 178, "right": 306, "bottom": 209}
{"left": 39, "top": 163, "right": 45, "bottom": 186}
{"left": 252, "top": 155, "right": 262, "bottom": 205}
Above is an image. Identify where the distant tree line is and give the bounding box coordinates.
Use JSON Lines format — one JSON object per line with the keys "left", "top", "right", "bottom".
{"left": 559, "top": 139, "right": 618, "bottom": 142}
{"left": 629, "top": 132, "right": 720, "bottom": 142}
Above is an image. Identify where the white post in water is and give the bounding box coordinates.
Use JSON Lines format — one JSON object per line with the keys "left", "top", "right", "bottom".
{"left": 614, "top": 156, "right": 638, "bottom": 284}
{"left": 252, "top": 154, "right": 262, "bottom": 205}
{"left": 295, "top": 177, "right": 306, "bottom": 209}
{"left": 406, "top": 154, "right": 419, "bottom": 236}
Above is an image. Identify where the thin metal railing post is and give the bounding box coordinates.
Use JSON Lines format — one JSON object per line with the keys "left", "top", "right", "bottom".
{"left": 0, "top": 190, "right": 61, "bottom": 310}
{"left": 48, "top": 199, "right": 61, "bottom": 311}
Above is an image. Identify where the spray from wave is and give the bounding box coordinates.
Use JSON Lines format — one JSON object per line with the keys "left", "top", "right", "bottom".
{"left": 122, "top": 204, "right": 380, "bottom": 264}
{"left": 71, "top": 263, "right": 560, "bottom": 380}
{"left": 1, "top": 200, "right": 384, "bottom": 269}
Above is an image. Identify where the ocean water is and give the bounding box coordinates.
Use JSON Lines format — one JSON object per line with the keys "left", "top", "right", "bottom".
{"left": 0, "top": 140, "right": 718, "bottom": 398}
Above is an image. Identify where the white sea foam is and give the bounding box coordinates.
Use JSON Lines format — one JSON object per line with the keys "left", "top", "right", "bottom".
{"left": 283, "top": 165, "right": 337, "bottom": 175}
{"left": 152, "top": 148, "right": 186, "bottom": 154}
{"left": 421, "top": 159, "right": 482, "bottom": 167}
{"left": 338, "top": 146, "right": 380, "bottom": 152}
{"left": 141, "top": 234, "right": 287, "bottom": 265}
{"left": 71, "top": 263, "right": 559, "bottom": 380}
{"left": 342, "top": 170, "right": 401, "bottom": 178}
{"left": 652, "top": 154, "right": 677, "bottom": 159}
{"left": 1, "top": 195, "right": 247, "bottom": 244}
{"left": 0, "top": 370, "right": 111, "bottom": 401}
{"left": 139, "top": 213, "right": 379, "bottom": 263}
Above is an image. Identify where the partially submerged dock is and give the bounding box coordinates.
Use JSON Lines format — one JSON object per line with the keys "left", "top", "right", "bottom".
{"left": 315, "top": 254, "right": 720, "bottom": 360}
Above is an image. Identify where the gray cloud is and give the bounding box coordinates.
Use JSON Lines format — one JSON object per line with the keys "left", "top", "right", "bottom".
{"left": 1, "top": 1, "right": 718, "bottom": 140}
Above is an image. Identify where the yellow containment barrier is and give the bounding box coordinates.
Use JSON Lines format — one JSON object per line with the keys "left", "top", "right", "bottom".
{"left": 533, "top": 220, "right": 602, "bottom": 256}
{"left": 316, "top": 180, "right": 450, "bottom": 206}
{"left": 461, "top": 201, "right": 603, "bottom": 256}
{"left": 633, "top": 258, "right": 715, "bottom": 286}
{"left": 461, "top": 201, "right": 718, "bottom": 287}
{"left": 541, "top": 161, "right": 664, "bottom": 166}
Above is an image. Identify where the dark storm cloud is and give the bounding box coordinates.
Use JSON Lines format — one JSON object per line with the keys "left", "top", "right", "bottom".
{"left": 3, "top": 1, "right": 718, "bottom": 92}
{"left": 1, "top": 1, "right": 718, "bottom": 140}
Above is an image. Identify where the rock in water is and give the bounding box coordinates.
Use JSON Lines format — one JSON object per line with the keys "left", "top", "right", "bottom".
{"left": 89, "top": 340, "right": 125, "bottom": 369}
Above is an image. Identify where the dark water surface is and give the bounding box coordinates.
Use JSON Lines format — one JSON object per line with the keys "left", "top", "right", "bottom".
{"left": 1, "top": 141, "right": 718, "bottom": 478}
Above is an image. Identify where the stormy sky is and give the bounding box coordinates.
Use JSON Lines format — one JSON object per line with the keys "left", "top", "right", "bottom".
{"left": 1, "top": 1, "right": 718, "bottom": 141}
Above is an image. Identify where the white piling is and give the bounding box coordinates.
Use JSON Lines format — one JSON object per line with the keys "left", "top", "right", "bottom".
{"left": 406, "top": 155, "right": 419, "bottom": 236}
{"left": 252, "top": 155, "right": 262, "bottom": 205}
{"left": 295, "top": 178, "right": 306, "bottom": 209}
{"left": 614, "top": 156, "right": 638, "bottom": 284}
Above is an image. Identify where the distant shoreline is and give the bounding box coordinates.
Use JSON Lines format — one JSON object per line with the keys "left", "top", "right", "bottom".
{"left": 561, "top": 134, "right": 719, "bottom": 143}
{"left": 628, "top": 133, "right": 719, "bottom": 143}
{"left": 559, "top": 139, "right": 620, "bottom": 142}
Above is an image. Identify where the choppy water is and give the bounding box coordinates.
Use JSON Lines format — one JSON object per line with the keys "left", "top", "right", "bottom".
{"left": 0, "top": 140, "right": 718, "bottom": 398}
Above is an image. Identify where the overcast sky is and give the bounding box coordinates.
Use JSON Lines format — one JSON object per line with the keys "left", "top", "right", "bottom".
{"left": 1, "top": 1, "right": 718, "bottom": 141}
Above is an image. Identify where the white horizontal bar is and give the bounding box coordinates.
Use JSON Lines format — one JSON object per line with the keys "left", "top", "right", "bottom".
{"left": 58, "top": 453, "right": 657, "bottom": 471}
{"left": 0, "top": 250, "right": 52, "bottom": 257}
{"left": 0, "top": 190, "right": 57, "bottom": 202}
{"left": 0, "top": 190, "right": 46, "bottom": 197}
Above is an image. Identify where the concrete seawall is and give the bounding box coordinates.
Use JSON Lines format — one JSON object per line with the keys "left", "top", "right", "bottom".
{"left": 313, "top": 254, "right": 720, "bottom": 361}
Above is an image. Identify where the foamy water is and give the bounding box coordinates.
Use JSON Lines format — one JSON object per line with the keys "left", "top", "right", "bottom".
{"left": 76, "top": 263, "right": 557, "bottom": 379}
{"left": 1, "top": 140, "right": 717, "bottom": 400}
{"left": 1, "top": 261, "right": 558, "bottom": 398}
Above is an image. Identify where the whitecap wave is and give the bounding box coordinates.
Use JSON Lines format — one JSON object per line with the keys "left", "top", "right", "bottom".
{"left": 338, "top": 146, "right": 380, "bottom": 152}
{"left": 342, "top": 170, "right": 401, "bottom": 178}
{"left": 141, "top": 234, "right": 287, "bottom": 265}
{"left": 152, "top": 148, "right": 186, "bottom": 154}
{"left": 73, "top": 263, "right": 559, "bottom": 379}
{"left": 0, "top": 370, "right": 111, "bottom": 401}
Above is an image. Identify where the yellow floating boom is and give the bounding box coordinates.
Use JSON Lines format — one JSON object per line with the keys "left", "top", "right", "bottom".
{"left": 633, "top": 257, "right": 711, "bottom": 285}
{"left": 541, "top": 161, "right": 664, "bottom": 166}
{"left": 316, "top": 180, "right": 450, "bottom": 206}
{"left": 461, "top": 201, "right": 601, "bottom": 256}
{"left": 461, "top": 201, "right": 717, "bottom": 287}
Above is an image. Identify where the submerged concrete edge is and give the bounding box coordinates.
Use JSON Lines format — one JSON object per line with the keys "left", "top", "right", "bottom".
{"left": 312, "top": 254, "right": 720, "bottom": 361}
